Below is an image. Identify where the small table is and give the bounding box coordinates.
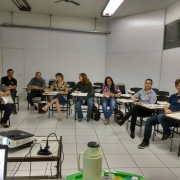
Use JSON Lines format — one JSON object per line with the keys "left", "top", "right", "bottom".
{"left": 7, "top": 136, "right": 62, "bottom": 179}
{"left": 120, "top": 94, "right": 132, "bottom": 98}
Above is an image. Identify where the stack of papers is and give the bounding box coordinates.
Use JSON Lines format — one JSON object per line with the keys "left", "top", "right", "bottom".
{"left": 94, "top": 93, "right": 109, "bottom": 98}
{"left": 72, "top": 93, "right": 88, "bottom": 96}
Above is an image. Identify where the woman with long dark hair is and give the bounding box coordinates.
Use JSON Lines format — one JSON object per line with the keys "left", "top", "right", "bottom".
{"left": 71, "top": 73, "right": 93, "bottom": 122}
{"left": 101, "top": 76, "right": 121, "bottom": 125}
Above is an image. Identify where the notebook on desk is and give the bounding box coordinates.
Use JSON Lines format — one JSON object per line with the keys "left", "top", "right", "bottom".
{"left": 0, "top": 145, "right": 8, "bottom": 180}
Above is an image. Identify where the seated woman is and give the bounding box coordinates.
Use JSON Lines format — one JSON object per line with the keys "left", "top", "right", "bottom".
{"left": 42, "top": 73, "right": 68, "bottom": 121}
{"left": 71, "top": 73, "right": 93, "bottom": 122}
{"left": 101, "top": 77, "right": 121, "bottom": 125}
{"left": 116, "top": 79, "right": 157, "bottom": 139}
{"left": 0, "top": 84, "right": 15, "bottom": 128}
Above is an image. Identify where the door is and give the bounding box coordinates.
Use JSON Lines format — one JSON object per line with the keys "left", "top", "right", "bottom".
{"left": 3, "top": 48, "right": 24, "bottom": 98}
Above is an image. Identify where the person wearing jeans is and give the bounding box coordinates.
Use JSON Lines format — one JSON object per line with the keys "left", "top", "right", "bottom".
{"left": 71, "top": 73, "right": 93, "bottom": 122}
{"left": 76, "top": 96, "right": 94, "bottom": 121}
{"left": 116, "top": 79, "right": 157, "bottom": 139}
{"left": 100, "top": 77, "right": 121, "bottom": 125}
{"left": 138, "top": 79, "right": 180, "bottom": 149}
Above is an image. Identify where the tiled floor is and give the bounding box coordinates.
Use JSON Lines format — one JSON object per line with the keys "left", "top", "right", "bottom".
{"left": 1, "top": 99, "right": 180, "bottom": 180}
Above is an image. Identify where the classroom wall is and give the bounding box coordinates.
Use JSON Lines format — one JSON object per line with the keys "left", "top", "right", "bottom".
{"left": 165, "top": 1, "right": 180, "bottom": 25}
{"left": 106, "top": 10, "right": 165, "bottom": 91}
{"left": 2, "top": 27, "right": 106, "bottom": 96}
{"left": 0, "top": 12, "right": 107, "bottom": 96}
{"left": 160, "top": 1, "right": 180, "bottom": 94}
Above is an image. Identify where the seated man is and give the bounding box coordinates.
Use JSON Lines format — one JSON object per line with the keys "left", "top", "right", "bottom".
{"left": 1, "top": 69, "right": 17, "bottom": 114}
{"left": 27, "top": 72, "right": 46, "bottom": 110}
{"left": 138, "top": 79, "right": 180, "bottom": 149}
{"left": 0, "top": 84, "right": 14, "bottom": 128}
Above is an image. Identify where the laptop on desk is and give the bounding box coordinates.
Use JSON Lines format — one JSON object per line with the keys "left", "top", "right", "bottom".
{"left": 0, "top": 145, "right": 8, "bottom": 180}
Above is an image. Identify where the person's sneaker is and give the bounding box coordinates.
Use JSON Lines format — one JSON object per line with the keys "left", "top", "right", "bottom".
{"left": 87, "top": 118, "right": 91, "bottom": 122}
{"left": 78, "top": 118, "right": 82, "bottom": 122}
{"left": 130, "top": 131, "right": 135, "bottom": 139}
{"left": 103, "top": 119, "right": 109, "bottom": 125}
{"left": 138, "top": 141, "right": 149, "bottom": 149}
{"left": 12, "top": 108, "right": 17, "bottom": 114}
{"left": 32, "top": 104, "right": 38, "bottom": 110}
{"left": 161, "top": 131, "right": 171, "bottom": 141}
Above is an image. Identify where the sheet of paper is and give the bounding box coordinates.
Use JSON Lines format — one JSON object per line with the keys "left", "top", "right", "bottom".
{"left": 1, "top": 97, "right": 8, "bottom": 104}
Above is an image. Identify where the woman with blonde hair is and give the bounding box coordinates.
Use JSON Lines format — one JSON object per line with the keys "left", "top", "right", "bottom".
{"left": 71, "top": 73, "right": 94, "bottom": 122}
{"left": 42, "top": 73, "right": 68, "bottom": 121}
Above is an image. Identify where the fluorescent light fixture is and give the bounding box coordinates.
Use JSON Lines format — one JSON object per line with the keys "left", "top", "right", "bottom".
{"left": 102, "top": 0, "right": 124, "bottom": 17}
{"left": 12, "top": 0, "right": 31, "bottom": 12}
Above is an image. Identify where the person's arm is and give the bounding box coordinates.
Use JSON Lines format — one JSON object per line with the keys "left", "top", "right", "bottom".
{"left": 103, "top": 86, "right": 114, "bottom": 97}
{"left": 59, "top": 88, "right": 68, "bottom": 95}
{"left": 71, "top": 82, "right": 80, "bottom": 92}
{"left": 44, "top": 85, "right": 54, "bottom": 92}
{"left": 84, "top": 82, "right": 93, "bottom": 102}
{"left": 149, "top": 92, "right": 157, "bottom": 104}
{"left": 164, "top": 103, "right": 172, "bottom": 114}
{"left": 114, "top": 85, "right": 121, "bottom": 97}
{"left": 12, "top": 79, "right": 17, "bottom": 89}
{"left": 0, "top": 85, "right": 11, "bottom": 96}
{"left": 27, "top": 78, "right": 35, "bottom": 89}
{"left": 131, "top": 91, "right": 141, "bottom": 102}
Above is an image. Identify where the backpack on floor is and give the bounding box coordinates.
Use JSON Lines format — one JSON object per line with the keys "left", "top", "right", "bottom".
{"left": 91, "top": 104, "right": 101, "bottom": 121}
{"left": 114, "top": 107, "right": 124, "bottom": 121}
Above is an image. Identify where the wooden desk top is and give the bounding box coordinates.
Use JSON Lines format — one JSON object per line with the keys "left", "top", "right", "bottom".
{"left": 166, "top": 113, "right": 180, "bottom": 121}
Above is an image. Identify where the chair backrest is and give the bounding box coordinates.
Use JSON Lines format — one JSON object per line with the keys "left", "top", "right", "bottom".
{"left": 93, "top": 82, "right": 103, "bottom": 88}
{"left": 49, "top": 79, "right": 56, "bottom": 86}
{"left": 93, "top": 82, "right": 103, "bottom": 94}
{"left": 157, "top": 91, "right": 169, "bottom": 96}
{"left": 130, "top": 87, "right": 142, "bottom": 93}
{"left": 152, "top": 88, "right": 159, "bottom": 94}
{"left": 117, "top": 83, "right": 125, "bottom": 94}
{"left": 66, "top": 81, "right": 76, "bottom": 88}
{"left": 157, "top": 95, "right": 169, "bottom": 102}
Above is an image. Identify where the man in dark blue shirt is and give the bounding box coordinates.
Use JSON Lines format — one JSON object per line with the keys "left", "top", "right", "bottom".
{"left": 27, "top": 72, "right": 46, "bottom": 110}
{"left": 138, "top": 79, "right": 180, "bottom": 149}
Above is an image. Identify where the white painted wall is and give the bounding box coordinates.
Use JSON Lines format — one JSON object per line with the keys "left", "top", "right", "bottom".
{"left": 160, "top": 1, "right": 180, "bottom": 94}
{"left": 106, "top": 10, "right": 165, "bottom": 91}
{"left": 2, "top": 27, "right": 106, "bottom": 96}
{"left": 165, "top": 1, "right": 180, "bottom": 25}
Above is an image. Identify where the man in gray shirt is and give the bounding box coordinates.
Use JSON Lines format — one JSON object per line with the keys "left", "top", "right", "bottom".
{"left": 27, "top": 72, "right": 46, "bottom": 110}
{"left": 116, "top": 79, "right": 157, "bottom": 139}
{"left": 0, "top": 84, "right": 14, "bottom": 128}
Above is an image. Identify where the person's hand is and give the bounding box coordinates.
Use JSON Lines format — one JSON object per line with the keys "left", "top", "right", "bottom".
{"left": 0, "top": 91, "right": 4, "bottom": 97}
{"left": 59, "top": 91, "right": 64, "bottom": 94}
{"left": 44, "top": 88, "right": 48, "bottom": 92}
{"left": 74, "top": 91, "right": 81, "bottom": 94}
{"left": 165, "top": 109, "right": 172, "bottom": 114}
{"left": 136, "top": 102, "right": 141, "bottom": 105}
{"left": 8, "top": 85, "right": 13, "bottom": 89}
{"left": 82, "top": 100, "right": 85, "bottom": 104}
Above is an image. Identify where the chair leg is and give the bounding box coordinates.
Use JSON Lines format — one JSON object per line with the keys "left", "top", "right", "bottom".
{"left": 152, "top": 125, "right": 156, "bottom": 141}
{"left": 17, "top": 96, "right": 19, "bottom": 111}
{"left": 8, "top": 118, "right": 10, "bottom": 127}
{"left": 126, "top": 120, "right": 129, "bottom": 130}
{"left": 170, "top": 137, "right": 173, "bottom": 152}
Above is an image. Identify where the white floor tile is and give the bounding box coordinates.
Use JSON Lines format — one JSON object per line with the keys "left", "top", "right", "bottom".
{"left": 76, "top": 129, "right": 96, "bottom": 136}
{"left": 61, "top": 155, "right": 78, "bottom": 169}
{"left": 56, "top": 128, "right": 75, "bottom": 136}
{"left": 101, "top": 144, "right": 128, "bottom": 154}
{"left": 118, "top": 135, "right": 141, "bottom": 144}
{"left": 131, "top": 155, "right": 166, "bottom": 168}
{"left": 76, "top": 135, "right": 99, "bottom": 143}
{"left": 15, "top": 162, "right": 48, "bottom": 170}
{"left": 140, "top": 168, "right": 178, "bottom": 180}
{"left": 76, "top": 121, "right": 94, "bottom": 129}
{"left": 98, "top": 135, "right": 121, "bottom": 144}
{"left": 169, "top": 168, "right": 180, "bottom": 179}
{"left": 156, "top": 155, "right": 180, "bottom": 167}
{"left": 10, "top": 170, "right": 46, "bottom": 177}
{"left": 105, "top": 154, "right": 137, "bottom": 168}
{"left": 34, "top": 128, "right": 55, "bottom": 136}
{"left": 7, "top": 162, "right": 17, "bottom": 171}
{"left": 123, "top": 144, "right": 153, "bottom": 155}
{"left": 63, "top": 144, "right": 77, "bottom": 154}
{"left": 61, "top": 135, "right": 76, "bottom": 144}
{"left": 95, "top": 129, "right": 116, "bottom": 136}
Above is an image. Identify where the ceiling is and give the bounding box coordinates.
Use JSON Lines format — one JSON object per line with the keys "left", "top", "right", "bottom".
{"left": 0, "top": 0, "right": 179, "bottom": 19}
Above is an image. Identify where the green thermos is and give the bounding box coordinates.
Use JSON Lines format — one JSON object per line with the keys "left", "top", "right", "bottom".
{"left": 78, "top": 142, "right": 102, "bottom": 180}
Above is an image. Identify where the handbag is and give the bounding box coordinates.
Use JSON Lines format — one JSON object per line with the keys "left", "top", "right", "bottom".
{"left": 1, "top": 95, "right": 14, "bottom": 104}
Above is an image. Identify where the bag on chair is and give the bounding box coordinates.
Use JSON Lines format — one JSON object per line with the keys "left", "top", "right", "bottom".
{"left": 116, "top": 109, "right": 125, "bottom": 121}
{"left": 91, "top": 104, "right": 101, "bottom": 121}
